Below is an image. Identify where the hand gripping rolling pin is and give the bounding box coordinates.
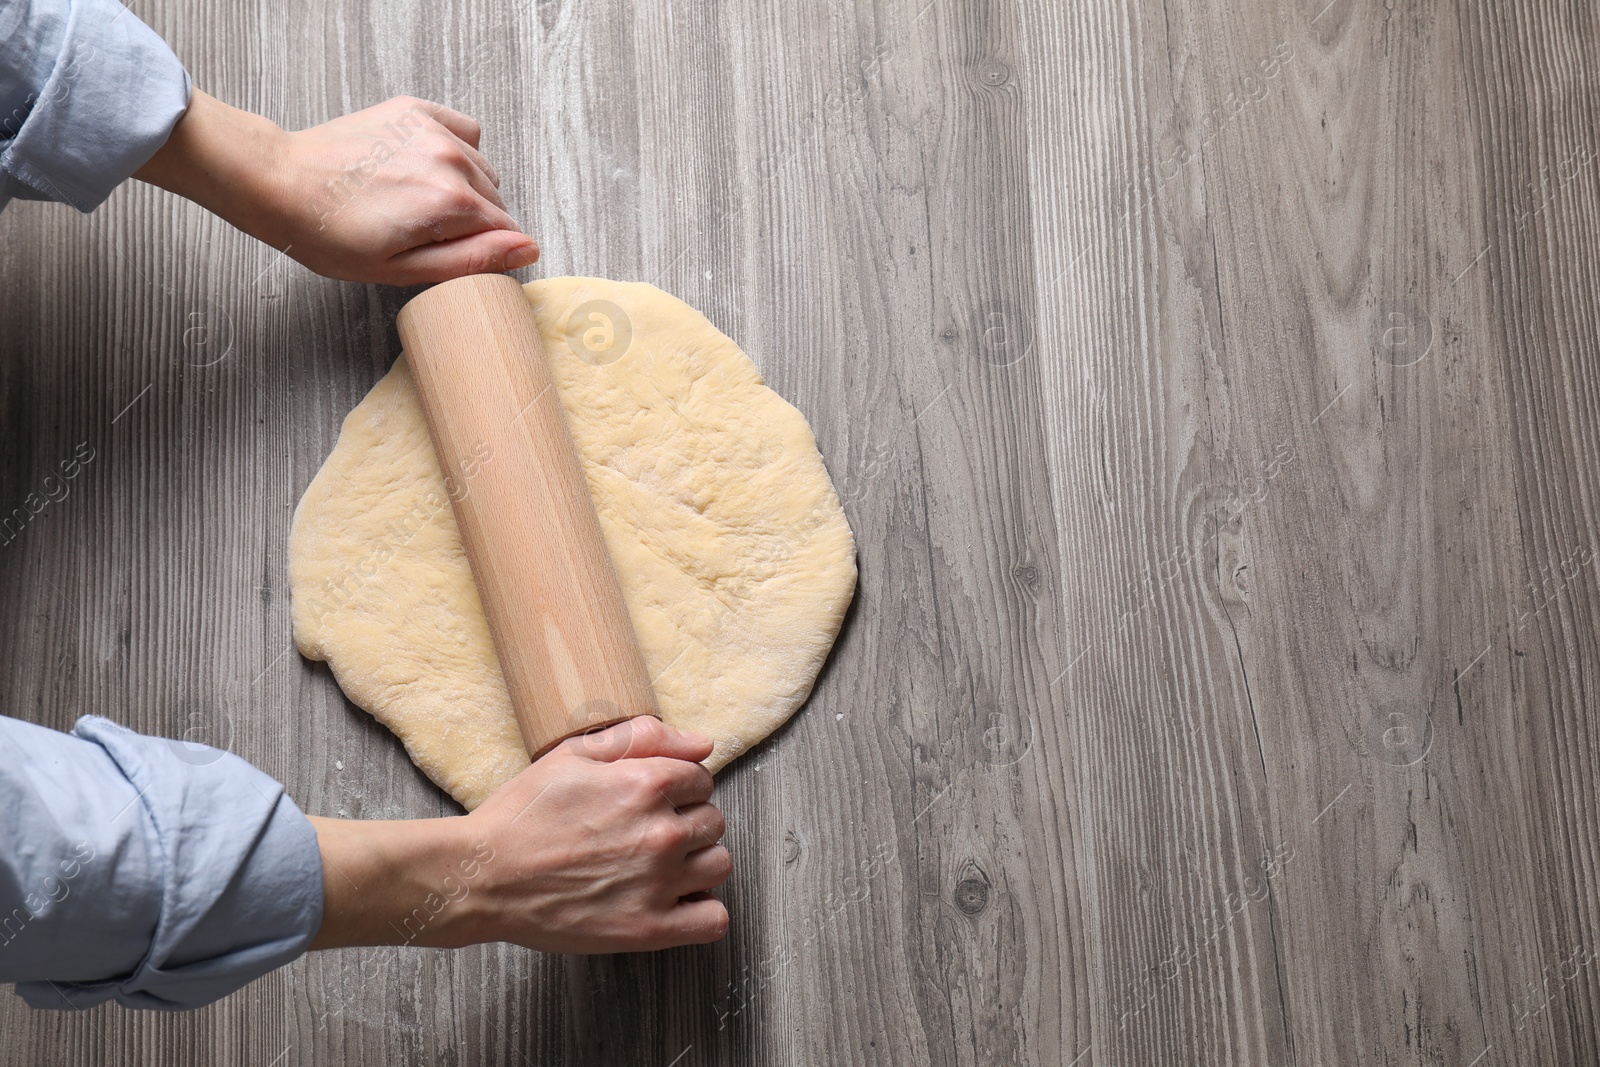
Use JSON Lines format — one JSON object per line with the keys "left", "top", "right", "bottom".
{"left": 396, "top": 274, "right": 660, "bottom": 760}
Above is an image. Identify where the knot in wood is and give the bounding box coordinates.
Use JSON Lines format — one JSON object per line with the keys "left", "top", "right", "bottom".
{"left": 954, "top": 875, "right": 991, "bottom": 916}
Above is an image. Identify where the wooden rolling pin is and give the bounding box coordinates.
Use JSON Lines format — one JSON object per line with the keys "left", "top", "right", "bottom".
{"left": 397, "top": 274, "right": 660, "bottom": 760}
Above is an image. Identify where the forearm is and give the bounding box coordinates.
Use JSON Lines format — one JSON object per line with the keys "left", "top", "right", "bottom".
{"left": 306, "top": 815, "right": 490, "bottom": 951}
{"left": 132, "top": 90, "right": 287, "bottom": 245}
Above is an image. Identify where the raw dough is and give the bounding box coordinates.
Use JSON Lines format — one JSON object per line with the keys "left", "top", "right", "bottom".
{"left": 289, "top": 277, "right": 856, "bottom": 809}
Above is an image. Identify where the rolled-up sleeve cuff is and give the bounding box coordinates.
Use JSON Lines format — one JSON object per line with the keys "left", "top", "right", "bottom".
{"left": 12, "top": 716, "right": 323, "bottom": 1011}
{"left": 1, "top": 0, "right": 191, "bottom": 211}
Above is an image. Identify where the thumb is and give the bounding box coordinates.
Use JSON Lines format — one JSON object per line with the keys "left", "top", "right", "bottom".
{"left": 386, "top": 229, "right": 540, "bottom": 284}
{"left": 567, "top": 715, "right": 714, "bottom": 764}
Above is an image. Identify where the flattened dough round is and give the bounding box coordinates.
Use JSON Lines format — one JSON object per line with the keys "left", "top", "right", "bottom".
{"left": 289, "top": 278, "right": 856, "bottom": 810}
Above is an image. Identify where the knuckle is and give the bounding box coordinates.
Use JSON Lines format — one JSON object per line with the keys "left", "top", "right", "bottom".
{"left": 710, "top": 846, "right": 734, "bottom": 881}
{"left": 429, "top": 137, "right": 463, "bottom": 164}
{"left": 573, "top": 725, "right": 614, "bottom": 756}
{"left": 641, "top": 819, "right": 687, "bottom": 855}
{"left": 424, "top": 177, "right": 459, "bottom": 205}
{"left": 623, "top": 763, "right": 665, "bottom": 803}
{"left": 436, "top": 179, "right": 474, "bottom": 211}
{"left": 688, "top": 805, "right": 725, "bottom": 844}
{"left": 634, "top": 758, "right": 668, "bottom": 788}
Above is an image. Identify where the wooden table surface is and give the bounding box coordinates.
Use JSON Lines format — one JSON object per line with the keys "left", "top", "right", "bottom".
{"left": 3, "top": 0, "right": 1599, "bottom": 1063}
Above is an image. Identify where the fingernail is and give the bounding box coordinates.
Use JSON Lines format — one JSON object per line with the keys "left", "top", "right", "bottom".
{"left": 505, "top": 242, "right": 540, "bottom": 270}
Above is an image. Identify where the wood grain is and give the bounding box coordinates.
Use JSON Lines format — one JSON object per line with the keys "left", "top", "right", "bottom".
{"left": 1, "top": 0, "right": 1598, "bottom": 1063}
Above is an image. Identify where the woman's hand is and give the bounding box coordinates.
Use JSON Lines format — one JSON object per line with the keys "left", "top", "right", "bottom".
{"left": 135, "top": 91, "right": 539, "bottom": 285}
{"left": 306, "top": 717, "right": 731, "bottom": 954}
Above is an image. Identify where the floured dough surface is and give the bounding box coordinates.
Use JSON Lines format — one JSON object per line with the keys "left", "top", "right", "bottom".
{"left": 289, "top": 278, "right": 856, "bottom": 810}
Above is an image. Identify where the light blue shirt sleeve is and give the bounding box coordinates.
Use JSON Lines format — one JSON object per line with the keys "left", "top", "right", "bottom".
{"left": 0, "top": 0, "right": 192, "bottom": 211}
{"left": 0, "top": 715, "right": 324, "bottom": 1011}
